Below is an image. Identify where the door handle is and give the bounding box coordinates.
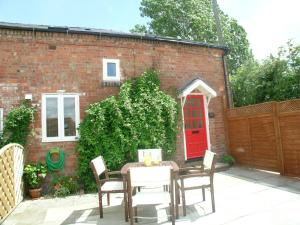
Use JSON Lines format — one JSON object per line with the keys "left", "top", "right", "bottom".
{"left": 192, "top": 130, "right": 199, "bottom": 134}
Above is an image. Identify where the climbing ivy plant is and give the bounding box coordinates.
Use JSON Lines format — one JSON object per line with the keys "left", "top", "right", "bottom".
{"left": 77, "top": 70, "right": 178, "bottom": 191}
{"left": 0, "top": 101, "right": 36, "bottom": 148}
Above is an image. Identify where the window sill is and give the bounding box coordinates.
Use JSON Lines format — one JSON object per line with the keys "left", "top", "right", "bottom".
{"left": 102, "top": 80, "right": 121, "bottom": 87}
{"left": 42, "top": 137, "right": 79, "bottom": 143}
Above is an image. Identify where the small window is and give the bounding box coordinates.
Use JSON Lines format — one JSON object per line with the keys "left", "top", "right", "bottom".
{"left": 103, "top": 59, "right": 120, "bottom": 81}
{"left": 42, "top": 94, "right": 80, "bottom": 142}
{"left": 0, "top": 108, "right": 3, "bottom": 134}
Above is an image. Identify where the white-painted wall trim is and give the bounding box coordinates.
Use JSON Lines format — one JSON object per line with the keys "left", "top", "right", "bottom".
{"left": 203, "top": 95, "right": 211, "bottom": 151}
{"left": 178, "top": 79, "right": 217, "bottom": 98}
{"left": 42, "top": 93, "right": 80, "bottom": 142}
{"left": 180, "top": 93, "right": 212, "bottom": 160}
{"left": 103, "top": 58, "right": 120, "bottom": 82}
{"left": 180, "top": 98, "right": 188, "bottom": 160}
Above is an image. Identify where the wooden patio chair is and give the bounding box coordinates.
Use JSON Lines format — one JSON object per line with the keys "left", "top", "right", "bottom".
{"left": 137, "top": 148, "right": 167, "bottom": 191}
{"left": 177, "top": 150, "right": 217, "bottom": 216}
{"left": 90, "top": 155, "right": 127, "bottom": 220}
{"left": 127, "top": 166, "right": 175, "bottom": 225}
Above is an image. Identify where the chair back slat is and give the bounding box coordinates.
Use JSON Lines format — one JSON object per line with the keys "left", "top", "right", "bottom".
{"left": 91, "top": 155, "right": 106, "bottom": 176}
{"left": 203, "top": 150, "right": 216, "bottom": 169}
{"left": 138, "top": 149, "right": 162, "bottom": 162}
{"left": 129, "top": 166, "right": 171, "bottom": 187}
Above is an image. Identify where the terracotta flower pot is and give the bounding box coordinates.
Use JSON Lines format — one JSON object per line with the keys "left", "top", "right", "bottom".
{"left": 29, "top": 188, "right": 42, "bottom": 199}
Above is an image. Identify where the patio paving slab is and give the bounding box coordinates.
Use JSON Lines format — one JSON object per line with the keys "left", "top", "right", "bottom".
{"left": 2, "top": 166, "right": 300, "bottom": 225}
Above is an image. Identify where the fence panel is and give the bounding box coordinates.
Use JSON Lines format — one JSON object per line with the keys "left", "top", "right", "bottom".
{"left": 249, "top": 116, "right": 278, "bottom": 171}
{"left": 227, "top": 118, "right": 252, "bottom": 165}
{"left": 0, "top": 143, "right": 24, "bottom": 222}
{"left": 226, "top": 99, "right": 300, "bottom": 178}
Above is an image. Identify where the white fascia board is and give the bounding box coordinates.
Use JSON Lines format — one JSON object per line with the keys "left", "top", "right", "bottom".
{"left": 178, "top": 79, "right": 217, "bottom": 98}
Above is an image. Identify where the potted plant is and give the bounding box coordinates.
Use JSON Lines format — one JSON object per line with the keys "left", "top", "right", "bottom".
{"left": 23, "top": 162, "right": 47, "bottom": 199}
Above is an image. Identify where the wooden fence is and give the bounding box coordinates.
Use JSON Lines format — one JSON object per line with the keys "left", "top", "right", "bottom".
{"left": 0, "top": 143, "right": 24, "bottom": 222}
{"left": 226, "top": 99, "right": 300, "bottom": 178}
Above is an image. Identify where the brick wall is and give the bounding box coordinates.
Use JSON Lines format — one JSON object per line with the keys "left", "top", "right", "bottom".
{"left": 0, "top": 28, "right": 228, "bottom": 173}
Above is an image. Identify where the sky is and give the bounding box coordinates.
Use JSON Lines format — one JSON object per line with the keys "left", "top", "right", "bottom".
{"left": 0, "top": 0, "right": 299, "bottom": 60}
{"left": 219, "top": 0, "right": 300, "bottom": 59}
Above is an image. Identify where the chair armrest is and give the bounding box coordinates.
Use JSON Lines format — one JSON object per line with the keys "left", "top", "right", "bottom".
{"left": 179, "top": 171, "right": 210, "bottom": 179}
{"left": 179, "top": 166, "right": 204, "bottom": 171}
{"left": 99, "top": 177, "right": 122, "bottom": 185}
{"left": 179, "top": 166, "right": 204, "bottom": 175}
{"left": 108, "top": 170, "right": 121, "bottom": 175}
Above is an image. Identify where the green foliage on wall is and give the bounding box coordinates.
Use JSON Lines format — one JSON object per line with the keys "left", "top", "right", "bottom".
{"left": 76, "top": 70, "right": 178, "bottom": 191}
{"left": 0, "top": 101, "right": 36, "bottom": 148}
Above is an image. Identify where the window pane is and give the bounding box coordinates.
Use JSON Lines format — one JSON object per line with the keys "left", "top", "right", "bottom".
{"left": 198, "top": 108, "right": 203, "bottom": 118}
{"left": 185, "top": 110, "right": 190, "bottom": 118}
{"left": 199, "top": 120, "right": 203, "bottom": 128}
{"left": 190, "top": 98, "right": 194, "bottom": 106}
{"left": 195, "top": 98, "right": 201, "bottom": 107}
{"left": 46, "top": 98, "right": 58, "bottom": 137}
{"left": 192, "top": 110, "right": 197, "bottom": 118}
{"left": 107, "top": 62, "right": 116, "bottom": 77}
{"left": 64, "top": 97, "right": 76, "bottom": 136}
{"left": 192, "top": 120, "right": 198, "bottom": 128}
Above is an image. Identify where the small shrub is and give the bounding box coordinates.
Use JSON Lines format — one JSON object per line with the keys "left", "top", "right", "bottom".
{"left": 23, "top": 162, "right": 47, "bottom": 189}
{"left": 53, "top": 186, "right": 70, "bottom": 197}
{"left": 0, "top": 101, "right": 36, "bottom": 148}
{"left": 221, "top": 154, "right": 235, "bottom": 166}
{"left": 52, "top": 175, "right": 79, "bottom": 197}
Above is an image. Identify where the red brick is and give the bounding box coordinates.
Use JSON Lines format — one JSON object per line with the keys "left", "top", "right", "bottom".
{"left": 0, "top": 28, "right": 228, "bottom": 172}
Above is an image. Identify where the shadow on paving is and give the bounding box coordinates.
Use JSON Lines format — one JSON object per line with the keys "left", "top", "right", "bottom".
{"left": 60, "top": 207, "right": 99, "bottom": 225}
{"left": 221, "top": 166, "right": 300, "bottom": 194}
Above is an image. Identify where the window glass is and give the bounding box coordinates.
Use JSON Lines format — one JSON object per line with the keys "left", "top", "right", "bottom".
{"left": 195, "top": 98, "right": 201, "bottom": 107}
{"left": 46, "top": 97, "right": 58, "bottom": 137}
{"left": 185, "top": 110, "right": 190, "bottom": 118}
{"left": 192, "top": 120, "right": 198, "bottom": 129}
{"left": 192, "top": 110, "right": 197, "bottom": 118}
{"left": 198, "top": 108, "right": 203, "bottom": 118}
{"left": 107, "top": 62, "right": 116, "bottom": 77}
{"left": 185, "top": 122, "right": 190, "bottom": 129}
{"left": 190, "top": 98, "right": 194, "bottom": 106}
{"left": 64, "top": 97, "right": 76, "bottom": 136}
{"left": 199, "top": 120, "right": 203, "bottom": 128}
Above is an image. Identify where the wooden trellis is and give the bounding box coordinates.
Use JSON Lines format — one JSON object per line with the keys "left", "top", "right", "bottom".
{"left": 0, "top": 143, "right": 24, "bottom": 222}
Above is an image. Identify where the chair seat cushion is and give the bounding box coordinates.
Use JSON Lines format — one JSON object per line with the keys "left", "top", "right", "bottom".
{"left": 178, "top": 176, "right": 210, "bottom": 188}
{"left": 101, "top": 181, "right": 124, "bottom": 191}
{"left": 132, "top": 191, "right": 170, "bottom": 207}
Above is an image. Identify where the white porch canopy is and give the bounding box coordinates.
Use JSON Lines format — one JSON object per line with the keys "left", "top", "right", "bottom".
{"left": 178, "top": 78, "right": 217, "bottom": 100}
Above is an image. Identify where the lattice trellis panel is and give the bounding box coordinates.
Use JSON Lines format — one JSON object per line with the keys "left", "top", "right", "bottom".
{"left": 278, "top": 99, "right": 300, "bottom": 114}
{"left": 14, "top": 145, "right": 24, "bottom": 205}
{"left": 0, "top": 144, "right": 24, "bottom": 222}
{"left": 227, "top": 102, "right": 274, "bottom": 118}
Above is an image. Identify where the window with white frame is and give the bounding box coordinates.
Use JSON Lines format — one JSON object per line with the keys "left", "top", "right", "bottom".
{"left": 103, "top": 58, "right": 120, "bottom": 82}
{"left": 0, "top": 108, "right": 3, "bottom": 134}
{"left": 42, "top": 94, "right": 80, "bottom": 142}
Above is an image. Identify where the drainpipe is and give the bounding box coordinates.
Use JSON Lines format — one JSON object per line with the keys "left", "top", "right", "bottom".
{"left": 211, "top": 0, "right": 233, "bottom": 108}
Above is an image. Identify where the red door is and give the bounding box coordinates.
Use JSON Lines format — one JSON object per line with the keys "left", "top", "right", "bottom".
{"left": 184, "top": 95, "right": 208, "bottom": 159}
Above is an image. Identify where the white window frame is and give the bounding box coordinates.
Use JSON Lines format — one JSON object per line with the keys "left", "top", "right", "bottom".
{"left": 42, "top": 93, "right": 80, "bottom": 142}
{"left": 103, "top": 58, "right": 120, "bottom": 82}
{"left": 0, "top": 108, "right": 3, "bottom": 134}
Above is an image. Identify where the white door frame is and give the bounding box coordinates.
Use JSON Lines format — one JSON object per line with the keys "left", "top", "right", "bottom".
{"left": 180, "top": 93, "right": 211, "bottom": 160}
